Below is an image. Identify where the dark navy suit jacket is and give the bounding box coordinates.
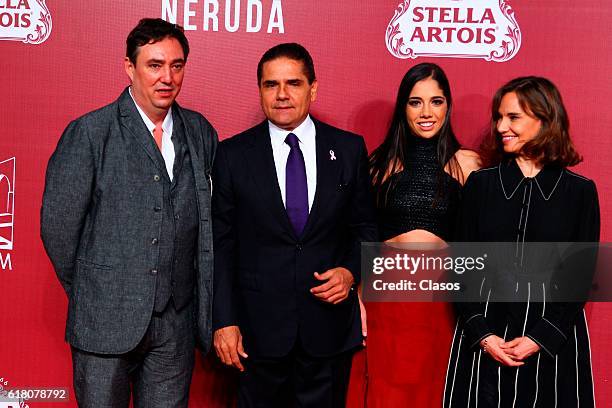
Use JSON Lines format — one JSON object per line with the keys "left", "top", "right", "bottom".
{"left": 212, "top": 118, "right": 377, "bottom": 358}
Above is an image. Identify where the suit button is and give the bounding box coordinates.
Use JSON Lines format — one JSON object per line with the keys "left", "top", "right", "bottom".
{"left": 154, "top": 206, "right": 161, "bottom": 212}
{"left": 174, "top": 214, "right": 180, "bottom": 220}
{"left": 150, "top": 269, "right": 158, "bottom": 275}
{"left": 151, "top": 238, "right": 159, "bottom": 245}
{"left": 153, "top": 175, "right": 160, "bottom": 182}
{"left": 171, "top": 280, "right": 176, "bottom": 286}
{"left": 296, "top": 244, "right": 302, "bottom": 251}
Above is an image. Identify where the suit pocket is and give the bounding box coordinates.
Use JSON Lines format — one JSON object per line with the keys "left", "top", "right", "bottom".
{"left": 74, "top": 260, "right": 138, "bottom": 302}
{"left": 330, "top": 181, "right": 352, "bottom": 211}
{"left": 73, "top": 260, "right": 113, "bottom": 301}
{"left": 76, "top": 259, "right": 113, "bottom": 270}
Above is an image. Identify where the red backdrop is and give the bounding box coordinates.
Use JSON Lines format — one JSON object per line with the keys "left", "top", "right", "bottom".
{"left": 1, "top": 1, "right": 610, "bottom": 406}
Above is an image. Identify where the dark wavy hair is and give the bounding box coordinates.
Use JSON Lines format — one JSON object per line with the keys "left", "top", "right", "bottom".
{"left": 369, "top": 63, "right": 462, "bottom": 205}
{"left": 482, "top": 76, "right": 581, "bottom": 167}
{"left": 126, "top": 18, "right": 189, "bottom": 65}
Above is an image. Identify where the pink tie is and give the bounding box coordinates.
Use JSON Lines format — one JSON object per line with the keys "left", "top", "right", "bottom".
{"left": 153, "top": 125, "right": 163, "bottom": 150}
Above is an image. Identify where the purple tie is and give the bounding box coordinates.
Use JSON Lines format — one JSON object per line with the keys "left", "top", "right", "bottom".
{"left": 285, "top": 133, "right": 309, "bottom": 236}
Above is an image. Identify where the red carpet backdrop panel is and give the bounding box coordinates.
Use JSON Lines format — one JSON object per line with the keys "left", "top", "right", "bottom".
{"left": 1, "top": 0, "right": 610, "bottom": 406}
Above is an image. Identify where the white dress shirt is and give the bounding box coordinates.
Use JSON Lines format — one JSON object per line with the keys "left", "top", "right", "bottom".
{"left": 129, "top": 87, "right": 176, "bottom": 181}
{"left": 269, "top": 115, "right": 317, "bottom": 211}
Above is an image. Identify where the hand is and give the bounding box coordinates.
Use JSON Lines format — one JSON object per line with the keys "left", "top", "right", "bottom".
{"left": 480, "top": 335, "right": 524, "bottom": 367}
{"left": 310, "top": 267, "right": 355, "bottom": 304}
{"left": 358, "top": 289, "right": 367, "bottom": 346}
{"left": 213, "top": 326, "right": 248, "bottom": 371}
{"left": 500, "top": 336, "right": 540, "bottom": 361}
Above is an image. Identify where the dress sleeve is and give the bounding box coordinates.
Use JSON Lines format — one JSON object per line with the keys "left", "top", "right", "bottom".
{"left": 526, "top": 179, "right": 600, "bottom": 357}
{"left": 454, "top": 172, "right": 495, "bottom": 348}
{"left": 575, "top": 180, "right": 601, "bottom": 242}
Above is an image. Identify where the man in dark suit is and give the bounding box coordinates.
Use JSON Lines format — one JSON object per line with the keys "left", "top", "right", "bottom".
{"left": 212, "top": 43, "right": 376, "bottom": 407}
{"left": 41, "top": 19, "right": 217, "bottom": 408}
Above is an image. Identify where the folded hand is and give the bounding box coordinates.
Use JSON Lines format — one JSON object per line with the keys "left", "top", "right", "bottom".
{"left": 310, "top": 267, "right": 354, "bottom": 304}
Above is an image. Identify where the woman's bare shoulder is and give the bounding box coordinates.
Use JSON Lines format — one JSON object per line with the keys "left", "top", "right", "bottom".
{"left": 454, "top": 148, "right": 482, "bottom": 183}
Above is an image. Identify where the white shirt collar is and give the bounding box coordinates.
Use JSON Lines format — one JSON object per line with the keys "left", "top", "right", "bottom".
{"left": 128, "top": 86, "right": 173, "bottom": 134}
{"left": 268, "top": 115, "right": 315, "bottom": 148}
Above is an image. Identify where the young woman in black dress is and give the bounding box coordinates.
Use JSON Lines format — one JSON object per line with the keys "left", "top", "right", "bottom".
{"left": 444, "top": 77, "right": 599, "bottom": 407}
{"left": 364, "top": 63, "right": 480, "bottom": 407}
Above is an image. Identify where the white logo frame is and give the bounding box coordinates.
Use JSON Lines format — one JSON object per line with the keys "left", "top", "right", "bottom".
{"left": 0, "top": 158, "right": 15, "bottom": 251}
{"left": 385, "top": 0, "right": 521, "bottom": 62}
{"left": 0, "top": 0, "right": 52, "bottom": 44}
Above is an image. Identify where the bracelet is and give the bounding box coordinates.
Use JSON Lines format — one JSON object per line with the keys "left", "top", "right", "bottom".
{"left": 482, "top": 338, "right": 488, "bottom": 353}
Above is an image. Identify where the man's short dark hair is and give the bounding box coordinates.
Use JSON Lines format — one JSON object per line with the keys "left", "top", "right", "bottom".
{"left": 257, "top": 43, "right": 316, "bottom": 85}
{"left": 126, "top": 18, "right": 189, "bottom": 64}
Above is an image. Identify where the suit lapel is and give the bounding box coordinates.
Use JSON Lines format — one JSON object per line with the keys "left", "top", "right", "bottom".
{"left": 243, "top": 121, "right": 296, "bottom": 238}
{"left": 301, "top": 119, "right": 340, "bottom": 240}
{"left": 170, "top": 108, "right": 188, "bottom": 180}
{"left": 178, "top": 107, "right": 212, "bottom": 217}
{"left": 117, "top": 88, "right": 169, "bottom": 181}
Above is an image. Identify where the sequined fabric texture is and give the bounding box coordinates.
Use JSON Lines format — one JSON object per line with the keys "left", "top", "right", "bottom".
{"left": 376, "top": 135, "right": 461, "bottom": 241}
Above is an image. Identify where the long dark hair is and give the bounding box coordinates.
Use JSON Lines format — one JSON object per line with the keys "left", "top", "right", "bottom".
{"left": 369, "top": 63, "right": 462, "bottom": 206}
{"left": 481, "top": 76, "right": 581, "bottom": 167}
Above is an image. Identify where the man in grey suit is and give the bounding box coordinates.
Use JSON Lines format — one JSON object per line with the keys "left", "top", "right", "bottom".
{"left": 41, "top": 18, "right": 217, "bottom": 408}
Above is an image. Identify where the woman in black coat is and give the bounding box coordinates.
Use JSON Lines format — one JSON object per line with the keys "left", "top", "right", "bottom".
{"left": 444, "top": 77, "right": 599, "bottom": 407}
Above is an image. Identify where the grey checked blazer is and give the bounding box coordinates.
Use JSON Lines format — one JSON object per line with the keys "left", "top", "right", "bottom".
{"left": 41, "top": 88, "right": 217, "bottom": 354}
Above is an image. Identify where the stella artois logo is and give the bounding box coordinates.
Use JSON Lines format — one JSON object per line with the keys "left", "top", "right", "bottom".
{"left": 0, "top": 0, "right": 52, "bottom": 44}
{"left": 386, "top": 0, "right": 521, "bottom": 62}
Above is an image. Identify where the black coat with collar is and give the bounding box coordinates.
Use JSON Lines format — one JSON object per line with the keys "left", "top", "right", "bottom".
{"left": 212, "top": 118, "right": 377, "bottom": 358}
{"left": 445, "top": 160, "right": 600, "bottom": 407}
{"left": 41, "top": 88, "right": 218, "bottom": 354}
